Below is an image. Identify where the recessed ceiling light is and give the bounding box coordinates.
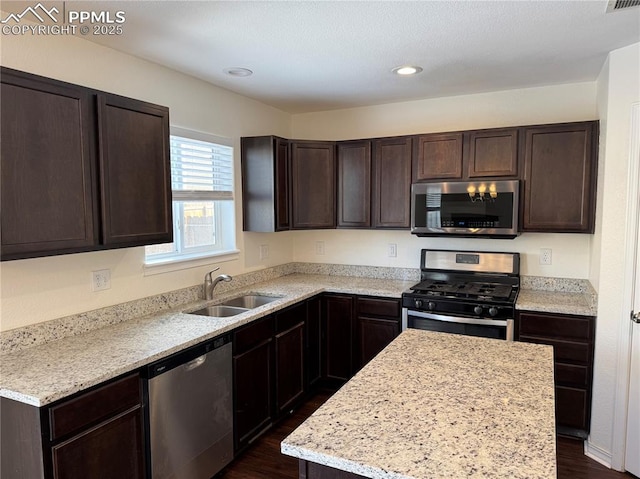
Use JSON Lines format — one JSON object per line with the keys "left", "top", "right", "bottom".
{"left": 392, "top": 65, "right": 423, "bottom": 76}
{"left": 223, "top": 67, "right": 253, "bottom": 77}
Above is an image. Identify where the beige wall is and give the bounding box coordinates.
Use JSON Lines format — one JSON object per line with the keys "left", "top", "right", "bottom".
{"left": 291, "top": 83, "right": 599, "bottom": 278}
{"left": 0, "top": 30, "right": 612, "bottom": 340}
{"left": 0, "top": 30, "right": 293, "bottom": 332}
{"left": 589, "top": 42, "right": 640, "bottom": 462}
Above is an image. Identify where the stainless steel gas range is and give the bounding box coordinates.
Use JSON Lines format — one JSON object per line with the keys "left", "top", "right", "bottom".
{"left": 402, "top": 249, "right": 520, "bottom": 341}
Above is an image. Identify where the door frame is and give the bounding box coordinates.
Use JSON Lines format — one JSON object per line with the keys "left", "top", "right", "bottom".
{"left": 610, "top": 102, "right": 640, "bottom": 471}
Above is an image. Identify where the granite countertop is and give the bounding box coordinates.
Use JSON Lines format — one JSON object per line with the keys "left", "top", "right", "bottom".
{"left": 281, "top": 329, "right": 556, "bottom": 479}
{"left": 0, "top": 274, "right": 413, "bottom": 407}
{"left": 516, "top": 289, "right": 596, "bottom": 316}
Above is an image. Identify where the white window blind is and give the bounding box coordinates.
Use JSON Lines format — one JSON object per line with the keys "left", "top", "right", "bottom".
{"left": 145, "top": 129, "right": 237, "bottom": 268}
{"left": 170, "top": 135, "right": 234, "bottom": 200}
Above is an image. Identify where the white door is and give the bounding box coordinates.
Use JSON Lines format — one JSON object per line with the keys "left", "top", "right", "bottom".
{"left": 624, "top": 104, "right": 640, "bottom": 476}
{"left": 626, "top": 230, "right": 640, "bottom": 476}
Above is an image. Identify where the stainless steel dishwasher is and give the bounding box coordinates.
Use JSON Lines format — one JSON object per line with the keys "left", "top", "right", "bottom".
{"left": 146, "top": 334, "right": 233, "bottom": 479}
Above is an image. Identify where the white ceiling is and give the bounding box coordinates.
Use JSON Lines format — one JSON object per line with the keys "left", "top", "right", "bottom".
{"left": 81, "top": 1, "right": 640, "bottom": 114}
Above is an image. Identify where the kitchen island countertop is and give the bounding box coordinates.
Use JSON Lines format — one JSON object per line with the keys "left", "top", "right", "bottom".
{"left": 281, "top": 329, "right": 556, "bottom": 479}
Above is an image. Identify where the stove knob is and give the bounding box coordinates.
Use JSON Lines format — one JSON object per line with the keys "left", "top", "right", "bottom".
{"left": 473, "top": 305, "right": 484, "bottom": 315}
{"left": 489, "top": 307, "right": 499, "bottom": 317}
{"left": 427, "top": 301, "right": 436, "bottom": 311}
{"left": 414, "top": 299, "right": 423, "bottom": 309}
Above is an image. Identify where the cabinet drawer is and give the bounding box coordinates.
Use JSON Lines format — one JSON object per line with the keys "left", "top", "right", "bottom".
{"left": 49, "top": 374, "right": 141, "bottom": 441}
{"left": 234, "top": 316, "right": 274, "bottom": 355}
{"left": 519, "top": 311, "right": 593, "bottom": 341}
{"left": 555, "top": 363, "right": 589, "bottom": 387}
{"left": 356, "top": 297, "right": 400, "bottom": 318}
{"left": 519, "top": 335, "right": 591, "bottom": 364}
{"left": 276, "top": 303, "right": 307, "bottom": 333}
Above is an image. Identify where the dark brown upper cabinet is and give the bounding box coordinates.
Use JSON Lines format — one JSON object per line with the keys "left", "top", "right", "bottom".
{"left": 465, "top": 128, "right": 519, "bottom": 178}
{"left": 291, "top": 141, "right": 336, "bottom": 229}
{"left": 337, "top": 140, "right": 372, "bottom": 228}
{"left": 0, "top": 67, "right": 172, "bottom": 261}
{"left": 372, "top": 137, "right": 412, "bottom": 228}
{"left": 241, "top": 136, "right": 291, "bottom": 232}
{"left": 521, "top": 121, "right": 598, "bottom": 233}
{"left": 413, "top": 132, "right": 464, "bottom": 181}
{"left": 1, "top": 69, "right": 98, "bottom": 260}
{"left": 98, "top": 94, "right": 171, "bottom": 247}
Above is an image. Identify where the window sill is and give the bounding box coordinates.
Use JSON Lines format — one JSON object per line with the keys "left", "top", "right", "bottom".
{"left": 143, "top": 250, "right": 240, "bottom": 276}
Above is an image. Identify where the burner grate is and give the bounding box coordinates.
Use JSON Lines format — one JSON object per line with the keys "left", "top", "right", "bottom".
{"left": 411, "top": 280, "right": 514, "bottom": 300}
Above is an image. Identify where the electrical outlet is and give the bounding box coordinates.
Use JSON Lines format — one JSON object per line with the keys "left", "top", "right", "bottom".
{"left": 315, "top": 241, "right": 325, "bottom": 255}
{"left": 539, "top": 248, "right": 552, "bottom": 265}
{"left": 259, "top": 244, "right": 269, "bottom": 260}
{"left": 388, "top": 243, "right": 397, "bottom": 257}
{"left": 91, "top": 269, "right": 111, "bottom": 291}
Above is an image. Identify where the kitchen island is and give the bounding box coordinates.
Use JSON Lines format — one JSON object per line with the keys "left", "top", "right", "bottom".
{"left": 281, "top": 329, "right": 556, "bottom": 479}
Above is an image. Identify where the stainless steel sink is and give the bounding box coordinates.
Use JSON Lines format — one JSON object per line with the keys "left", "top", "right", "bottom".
{"left": 189, "top": 305, "right": 249, "bottom": 317}
{"left": 221, "top": 295, "right": 281, "bottom": 309}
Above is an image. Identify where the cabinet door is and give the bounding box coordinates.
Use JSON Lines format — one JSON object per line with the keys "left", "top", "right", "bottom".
{"left": 275, "top": 321, "right": 305, "bottom": 414}
{"left": 357, "top": 317, "right": 400, "bottom": 369}
{"left": 413, "top": 132, "right": 463, "bottom": 181}
{"left": 522, "top": 122, "right": 597, "bottom": 233}
{"left": 233, "top": 339, "right": 273, "bottom": 449}
{"left": 372, "top": 137, "right": 412, "bottom": 228}
{"left": 1, "top": 69, "right": 98, "bottom": 260}
{"left": 466, "top": 128, "right": 519, "bottom": 178}
{"left": 51, "top": 407, "right": 145, "bottom": 479}
{"left": 98, "top": 93, "right": 172, "bottom": 246}
{"left": 241, "top": 136, "right": 289, "bottom": 232}
{"left": 306, "top": 297, "right": 322, "bottom": 388}
{"left": 556, "top": 386, "right": 589, "bottom": 432}
{"left": 337, "top": 141, "right": 372, "bottom": 228}
{"left": 291, "top": 141, "right": 336, "bottom": 229}
{"left": 275, "top": 137, "right": 292, "bottom": 231}
{"left": 323, "top": 295, "right": 355, "bottom": 382}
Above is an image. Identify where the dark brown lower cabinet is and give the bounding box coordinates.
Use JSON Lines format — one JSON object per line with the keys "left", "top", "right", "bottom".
{"left": 275, "top": 303, "right": 307, "bottom": 415}
{"left": 356, "top": 297, "right": 401, "bottom": 370}
{"left": 51, "top": 408, "right": 145, "bottom": 479}
{"left": 234, "top": 303, "right": 310, "bottom": 452}
{"left": 299, "top": 460, "right": 367, "bottom": 479}
{"left": 517, "top": 310, "right": 595, "bottom": 438}
{"left": 322, "top": 295, "right": 401, "bottom": 382}
{"left": 357, "top": 317, "right": 400, "bottom": 369}
{"left": 323, "top": 295, "right": 355, "bottom": 382}
{"left": 306, "top": 296, "right": 323, "bottom": 388}
{"left": 233, "top": 316, "right": 275, "bottom": 451}
{"left": 0, "top": 373, "right": 146, "bottom": 479}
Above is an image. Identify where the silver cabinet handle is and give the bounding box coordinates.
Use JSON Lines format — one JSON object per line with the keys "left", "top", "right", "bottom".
{"left": 632, "top": 310, "right": 640, "bottom": 324}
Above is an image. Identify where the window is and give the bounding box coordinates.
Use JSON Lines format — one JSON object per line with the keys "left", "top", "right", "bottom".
{"left": 145, "top": 128, "right": 236, "bottom": 265}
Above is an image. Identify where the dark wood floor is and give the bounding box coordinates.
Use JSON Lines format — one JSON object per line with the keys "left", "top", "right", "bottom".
{"left": 220, "top": 390, "right": 635, "bottom": 479}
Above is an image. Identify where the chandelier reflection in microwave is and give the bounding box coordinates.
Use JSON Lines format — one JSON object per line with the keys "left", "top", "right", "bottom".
{"left": 466, "top": 184, "right": 498, "bottom": 202}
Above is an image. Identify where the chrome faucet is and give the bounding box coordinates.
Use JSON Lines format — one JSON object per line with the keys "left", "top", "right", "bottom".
{"left": 204, "top": 268, "right": 233, "bottom": 300}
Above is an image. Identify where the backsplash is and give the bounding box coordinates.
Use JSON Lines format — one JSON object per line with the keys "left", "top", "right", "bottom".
{"left": 1, "top": 263, "right": 595, "bottom": 354}
{"left": 0, "top": 262, "right": 415, "bottom": 354}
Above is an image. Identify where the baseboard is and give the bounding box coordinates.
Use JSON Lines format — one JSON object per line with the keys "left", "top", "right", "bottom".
{"left": 584, "top": 440, "right": 613, "bottom": 468}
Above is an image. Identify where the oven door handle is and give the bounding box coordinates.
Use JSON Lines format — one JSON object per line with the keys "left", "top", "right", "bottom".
{"left": 406, "top": 309, "right": 509, "bottom": 326}
{"left": 405, "top": 309, "right": 515, "bottom": 341}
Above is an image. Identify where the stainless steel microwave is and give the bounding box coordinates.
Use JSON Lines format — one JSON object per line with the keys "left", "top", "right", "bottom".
{"left": 411, "top": 180, "right": 520, "bottom": 238}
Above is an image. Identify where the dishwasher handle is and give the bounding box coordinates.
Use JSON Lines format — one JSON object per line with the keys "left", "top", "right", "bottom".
{"left": 146, "top": 333, "right": 231, "bottom": 378}
{"left": 185, "top": 354, "right": 206, "bottom": 371}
